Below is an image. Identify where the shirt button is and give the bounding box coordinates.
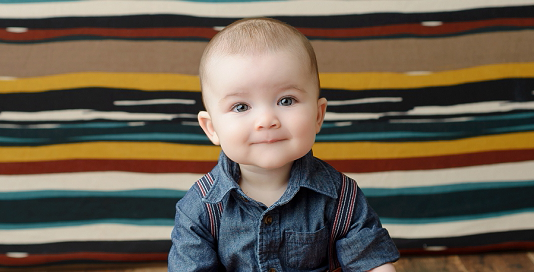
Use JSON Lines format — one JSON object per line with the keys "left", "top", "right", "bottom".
{"left": 268, "top": 269, "right": 276, "bottom": 272}
{"left": 263, "top": 215, "right": 273, "bottom": 225}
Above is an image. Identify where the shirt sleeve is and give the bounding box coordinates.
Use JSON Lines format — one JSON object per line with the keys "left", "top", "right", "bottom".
{"left": 168, "top": 185, "right": 222, "bottom": 272}
{"left": 335, "top": 186, "right": 400, "bottom": 271}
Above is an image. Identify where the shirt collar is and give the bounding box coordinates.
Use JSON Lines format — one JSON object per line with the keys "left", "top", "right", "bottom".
{"left": 203, "top": 150, "right": 339, "bottom": 204}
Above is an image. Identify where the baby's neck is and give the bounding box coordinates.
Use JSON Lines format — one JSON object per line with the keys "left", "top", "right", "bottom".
{"left": 238, "top": 162, "right": 293, "bottom": 207}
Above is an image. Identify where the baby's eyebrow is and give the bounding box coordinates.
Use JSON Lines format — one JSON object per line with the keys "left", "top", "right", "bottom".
{"left": 219, "top": 92, "right": 249, "bottom": 103}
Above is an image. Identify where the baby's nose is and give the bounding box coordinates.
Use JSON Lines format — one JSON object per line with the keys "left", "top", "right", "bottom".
{"left": 255, "top": 113, "right": 281, "bottom": 130}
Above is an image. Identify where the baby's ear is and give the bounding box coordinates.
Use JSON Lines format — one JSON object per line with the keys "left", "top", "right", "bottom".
{"left": 198, "top": 111, "right": 220, "bottom": 145}
{"left": 315, "top": 97, "right": 328, "bottom": 133}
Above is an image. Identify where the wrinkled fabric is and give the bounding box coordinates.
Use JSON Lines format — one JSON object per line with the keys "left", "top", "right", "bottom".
{"left": 169, "top": 151, "right": 399, "bottom": 271}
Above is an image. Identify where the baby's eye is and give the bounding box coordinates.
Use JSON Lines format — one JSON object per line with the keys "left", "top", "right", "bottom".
{"left": 278, "top": 97, "right": 295, "bottom": 106}
{"left": 232, "top": 103, "right": 249, "bottom": 112}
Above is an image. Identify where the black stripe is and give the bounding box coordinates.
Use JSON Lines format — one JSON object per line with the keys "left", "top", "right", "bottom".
{"left": 367, "top": 185, "right": 534, "bottom": 220}
{"left": 0, "top": 197, "right": 179, "bottom": 224}
{"left": 0, "top": 5, "right": 532, "bottom": 29}
{"left": 1, "top": 79, "right": 533, "bottom": 114}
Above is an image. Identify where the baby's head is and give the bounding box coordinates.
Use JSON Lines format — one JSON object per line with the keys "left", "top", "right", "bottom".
{"left": 197, "top": 18, "right": 327, "bottom": 170}
{"left": 199, "top": 18, "right": 320, "bottom": 105}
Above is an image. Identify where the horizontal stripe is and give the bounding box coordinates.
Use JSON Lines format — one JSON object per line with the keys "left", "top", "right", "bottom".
{"left": 2, "top": 183, "right": 532, "bottom": 225}
{"left": 1, "top": 1, "right": 532, "bottom": 18}
{"left": 2, "top": 79, "right": 533, "bottom": 121}
{"left": 384, "top": 212, "right": 534, "bottom": 238}
{"left": 2, "top": 63, "right": 534, "bottom": 93}
{"left": 1, "top": 149, "right": 532, "bottom": 175}
{"left": 0, "top": 159, "right": 217, "bottom": 175}
{"left": 2, "top": 160, "right": 533, "bottom": 192}
{"left": 3, "top": 31, "right": 534, "bottom": 77}
{"left": 2, "top": 113, "right": 533, "bottom": 145}
{"left": 0, "top": 131, "right": 532, "bottom": 162}
{"left": 351, "top": 160, "right": 534, "bottom": 188}
{"left": 362, "top": 181, "right": 534, "bottom": 197}
{"left": 0, "top": 240, "right": 171, "bottom": 254}
{"left": 1, "top": 214, "right": 532, "bottom": 244}
{"left": 395, "top": 229, "right": 534, "bottom": 250}
{"left": 0, "top": 172, "right": 202, "bottom": 192}
{"left": 0, "top": 219, "right": 174, "bottom": 230}
{"left": 0, "top": 41, "right": 207, "bottom": 77}
{"left": 0, "top": 189, "right": 187, "bottom": 200}
{"left": 0, "top": 109, "right": 188, "bottom": 121}
{"left": 2, "top": 5, "right": 533, "bottom": 30}
{"left": 0, "top": 252, "right": 167, "bottom": 267}
{"left": 324, "top": 101, "right": 534, "bottom": 122}
{"left": 1, "top": 18, "right": 533, "bottom": 43}
{"left": 0, "top": 224, "right": 173, "bottom": 244}
{"left": 331, "top": 149, "right": 534, "bottom": 173}
{"left": 1, "top": 197, "right": 178, "bottom": 225}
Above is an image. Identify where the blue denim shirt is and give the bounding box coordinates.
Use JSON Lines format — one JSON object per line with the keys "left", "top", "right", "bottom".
{"left": 169, "top": 151, "right": 399, "bottom": 271}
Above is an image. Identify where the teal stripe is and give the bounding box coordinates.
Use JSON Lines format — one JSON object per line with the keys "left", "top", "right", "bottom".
{"left": 469, "top": 112, "right": 534, "bottom": 122}
{"left": 316, "top": 130, "right": 460, "bottom": 141}
{"left": 362, "top": 180, "right": 534, "bottom": 197}
{"left": 71, "top": 133, "right": 207, "bottom": 142}
{"left": 380, "top": 208, "right": 534, "bottom": 224}
{"left": 59, "top": 122, "right": 134, "bottom": 129}
{"left": 0, "top": 136, "right": 46, "bottom": 143}
{"left": 0, "top": 218, "right": 174, "bottom": 230}
{"left": 487, "top": 123, "right": 534, "bottom": 134}
{"left": 0, "top": 189, "right": 187, "bottom": 200}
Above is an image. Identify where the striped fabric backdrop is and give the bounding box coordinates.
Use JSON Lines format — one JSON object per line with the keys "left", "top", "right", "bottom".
{"left": 1, "top": 0, "right": 534, "bottom": 267}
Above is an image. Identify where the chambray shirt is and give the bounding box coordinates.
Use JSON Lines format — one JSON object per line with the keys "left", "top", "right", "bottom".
{"left": 169, "top": 151, "right": 399, "bottom": 271}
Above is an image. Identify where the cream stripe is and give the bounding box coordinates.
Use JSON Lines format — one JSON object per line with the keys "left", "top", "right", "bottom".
{"left": 2, "top": 160, "right": 532, "bottom": 192}
{"left": 0, "top": 172, "right": 202, "bottom": 192}
{"left": 384, "top": 212, "right": 534, "bottom": 239}
{"left": 0, "top": 224, "right": 172, "bottom": 244}
{"left": 0, "top": 0, "right": 532, "bottom": 18}
{"left": 347, "top": 160, "right": 534, "bottom": 189}
{"left": 1, "top": 214, "right": 532, "bottom": 243}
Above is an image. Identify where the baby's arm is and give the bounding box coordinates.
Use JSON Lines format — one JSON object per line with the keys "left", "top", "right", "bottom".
{"left": 168, "top": 188, "right": 221, "bottom": 271}
{"left": 368, "top": 263, "right": 396, "bottom": 272}
{"left": 336, "top": 186, "right": 400, "bottom": 271}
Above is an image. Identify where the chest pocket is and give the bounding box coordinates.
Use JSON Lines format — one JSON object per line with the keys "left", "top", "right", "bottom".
{"left": 283, "top": 226, "right": 329, "bottom": 269}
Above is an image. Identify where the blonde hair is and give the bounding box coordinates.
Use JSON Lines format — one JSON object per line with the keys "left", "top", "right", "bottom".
{"left": 199, "top": 18, "right": 319, "bottom": 91}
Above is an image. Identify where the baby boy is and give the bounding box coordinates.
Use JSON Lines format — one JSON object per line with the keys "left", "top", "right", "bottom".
{"left": 169, "top": 18, "right": 399, "bottom": 271}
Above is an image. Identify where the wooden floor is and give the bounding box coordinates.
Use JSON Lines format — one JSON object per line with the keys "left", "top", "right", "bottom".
{"left": 1, "top": 251, "right": 533, "bottom": 272}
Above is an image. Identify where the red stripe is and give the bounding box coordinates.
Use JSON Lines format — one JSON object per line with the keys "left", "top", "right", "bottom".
{"left": 0, "top": 252, "right": 167, "bottom": 266}
{"left": 298, "top": 18, "right": 534, "bottom": 38}
{"left": 1, "top": 18, "right": 532, "bottom": 41}
{"left": 0, "top": 159, "right": 217, "bottom": 175}
{"left": 399, "top": 241, "right": 534, "bottom": 255}
{"left": 326, "top": 149, "right": 534, "bottom": 173}
{"left": 0, "top": 149, "right": 532, "bottom": 175}
{"left": 0, "top": 27, "right": 218, "bottom": 41}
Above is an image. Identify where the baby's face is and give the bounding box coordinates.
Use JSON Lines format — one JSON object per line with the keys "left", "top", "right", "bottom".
{"left": 199, "top": 50, "right": 327, "bottom": 170}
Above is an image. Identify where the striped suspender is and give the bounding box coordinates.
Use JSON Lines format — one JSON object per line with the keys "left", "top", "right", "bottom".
{"left": 197, "top": 173, "right": 357, "bottom": 271}
{"left": 328, "top": 174, "right": 358, "bottom": 271}
{"left": 196, "top": 173, "right": 224, "bottom": 239}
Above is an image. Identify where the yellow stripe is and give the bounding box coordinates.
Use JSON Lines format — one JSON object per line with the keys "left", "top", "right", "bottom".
{"left": 1, "top": 131, "right": 533, "bottom": 162}
{"left": 319, "top": 62, "right": 534, "bottom": 90}
{"left": 0, "top": 73, "right": 201, "bottom": 93}
{"left": 1, "top": 63, "right": 533, "bottom": 93}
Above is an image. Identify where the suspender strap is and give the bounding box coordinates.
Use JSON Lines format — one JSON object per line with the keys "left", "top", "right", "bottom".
{"left": 328, "top": 174, "right": 358, "bottom": 271}
{"left": 196, "top": 173, "right": 223, "bottom": 239}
